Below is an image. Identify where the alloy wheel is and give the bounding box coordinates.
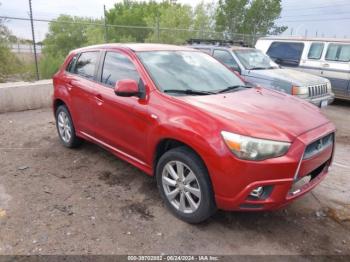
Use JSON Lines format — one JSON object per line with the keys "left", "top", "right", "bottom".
{"left": 162, "top": 161, "right": 201, "bottom": 214}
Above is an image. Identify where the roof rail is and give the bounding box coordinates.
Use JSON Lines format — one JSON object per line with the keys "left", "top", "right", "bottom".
{"left": 187, "top": 38, "right": 249, "bottom": 47}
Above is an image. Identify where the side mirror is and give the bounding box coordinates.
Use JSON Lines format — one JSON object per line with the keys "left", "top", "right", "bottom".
{"left": 114, "top": 79, "right": 140, "bottom": 98}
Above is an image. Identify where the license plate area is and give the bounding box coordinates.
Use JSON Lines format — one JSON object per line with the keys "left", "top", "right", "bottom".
{"left": 320, "top": 100, "right": 328, "bottom": 108}
{"left": 289, "top": 160, "right": 328, "bottom": 196}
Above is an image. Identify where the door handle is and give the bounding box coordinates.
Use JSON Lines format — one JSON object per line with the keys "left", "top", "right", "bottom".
{"left": 322, "top": 63, "right": 330, "bottom": 68}
{"left": 95, "top": 94, "right": 104, "bottom": 105}
{"left": 67, "top": 80, "right": 73, "bottom": 91}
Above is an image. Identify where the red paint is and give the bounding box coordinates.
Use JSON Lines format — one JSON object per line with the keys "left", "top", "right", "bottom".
{"left": 53, "top": 44, "right": 336, "bottom": 211}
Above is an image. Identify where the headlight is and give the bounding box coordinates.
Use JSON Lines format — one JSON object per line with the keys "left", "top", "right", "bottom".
{"left": 291, "top": 86, "right": 308, "bottom": 96}
{"left": 221, "top": 131, "right": 291, "bottom": 161}
{"left": 326, "top": 81, "right": 332, "bottom": 91}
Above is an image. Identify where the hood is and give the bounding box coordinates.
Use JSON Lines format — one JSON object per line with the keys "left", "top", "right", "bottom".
{"left": 176, "top": 88, "right": 330, "bottom": 142}
{"left": 246, "top": 68, "right": 328, "bottom": 86}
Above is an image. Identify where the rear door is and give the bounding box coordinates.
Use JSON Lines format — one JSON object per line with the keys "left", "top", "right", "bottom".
{"left": 321, "top": 43, "right": 350, "bottom": 97}
{"left": 65, "top": 51, "right": 100, "bottom": 135}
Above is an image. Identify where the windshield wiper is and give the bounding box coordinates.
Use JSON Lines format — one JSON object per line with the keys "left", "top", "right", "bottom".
{"left": 216, "top": 85, "right": 248, "bottom": 94}
{"left": 163, "top": 89, "right": 215, "bottom": 95}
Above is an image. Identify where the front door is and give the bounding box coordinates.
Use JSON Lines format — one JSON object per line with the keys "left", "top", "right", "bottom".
{"left": 92, "top": 51, "right": 151, "bottom": 163}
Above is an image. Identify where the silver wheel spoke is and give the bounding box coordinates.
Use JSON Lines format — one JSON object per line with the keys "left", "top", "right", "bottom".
{"left": 185, "top": 185, "right": 201, "bottom": 198}
{"left": 162, "top": 160, "right": 201, "bottom": 214}
{"left": 179, "top": 192, "right": 186, "bottom": 211}
{"left": 185, "top": 192, "right": 198, "bottom": 211}
{"left": 184, "top": 171, "right": 196, "bottom": 184}
{"left": 58, "top": 114, "right": 64, "bottom": 124}
{"left": 162, "top": 176, "right": 177, "bottom": 187}
{"left": 176, "top": 161, "right": 184, "bottom": 180}
{"left": 166, "top": 188, "right": 180, "bottom": 200}
{"left": 166, "top": 164, "right": 178, "bottom": 180}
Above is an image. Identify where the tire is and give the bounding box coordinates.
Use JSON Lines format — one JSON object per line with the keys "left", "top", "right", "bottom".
{"left": 156, "top": 146, "right": 216, "bottom": 223}
{"left": 55, "top": 105, "right": 82, "bottom": 148}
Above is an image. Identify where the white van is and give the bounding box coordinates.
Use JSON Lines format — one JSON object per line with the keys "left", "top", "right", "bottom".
{"left": 256, "top": 37, "right": 350, "bottom": 101}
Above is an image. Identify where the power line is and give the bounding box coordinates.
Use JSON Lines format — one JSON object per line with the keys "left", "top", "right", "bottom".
{"left": 281, "top": 11, "right": 350, "bottom": 18}
{"left": 283, "top": 2, "right": 350, "bottom": 11}
{"left": 280, "top": 17, "right": 350, "bottom": 23}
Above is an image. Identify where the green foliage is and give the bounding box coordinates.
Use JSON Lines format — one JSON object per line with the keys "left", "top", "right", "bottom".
{"left": 0, "top": 7, "right": 24, "bottom": 82}
{"left": 105, "top": 0, "right": 160, "bottom": 43}
{"left": 145, "top": 3, "right": 193, "bottom": 44}
{"left": 40, "top": 15, "right": 105, "bottom": 79}
{"left": 216, "top": 0, "right": 287, "bottom": 36}
{"left": 36, "top": 0, "right": 286, "bottom": 80}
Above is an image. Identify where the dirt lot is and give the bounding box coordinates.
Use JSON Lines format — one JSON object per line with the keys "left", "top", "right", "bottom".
{"left": 0, "top": 101, "right": 349, "bottom": 255}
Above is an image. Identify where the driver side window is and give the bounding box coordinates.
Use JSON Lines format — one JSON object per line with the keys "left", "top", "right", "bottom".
{"left": 213, "top": 49, "right": 240, "bottom": 71}
{"left": 101, "top": 52, "right": 140, "bottom": 87}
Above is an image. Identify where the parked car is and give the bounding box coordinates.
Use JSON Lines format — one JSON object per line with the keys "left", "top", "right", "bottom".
{"left": 190, "top": 43, "right": 334, "bottom": 108}
{"left": 53, "top": 44, "right": 335, "bottom": 223}
{"left": 256, "top": 36, "right": 350, "bottom": 101}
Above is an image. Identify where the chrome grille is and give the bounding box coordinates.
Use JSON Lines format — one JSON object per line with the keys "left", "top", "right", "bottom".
{"left": 308, "top": 84, "right": 328, "bottom": 97}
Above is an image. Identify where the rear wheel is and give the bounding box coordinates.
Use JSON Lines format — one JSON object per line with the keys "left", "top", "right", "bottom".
{"left": 156, "top": 147, "right": 216, "bottom": 223}
{"left": 55, "top": 105, "right": 82, "bottom": 148}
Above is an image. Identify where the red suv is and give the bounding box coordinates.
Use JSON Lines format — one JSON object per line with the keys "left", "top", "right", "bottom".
{"left": 53, "top": 44, "right": 335, "bottom": 223}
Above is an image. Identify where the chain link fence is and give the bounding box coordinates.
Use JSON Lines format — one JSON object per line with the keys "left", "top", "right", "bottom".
{"left": 1, "top": 15, "right": 264, "bottom": 82}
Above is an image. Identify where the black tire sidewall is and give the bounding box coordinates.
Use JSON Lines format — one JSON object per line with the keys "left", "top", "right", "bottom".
{"left": 156, "top": 147, "right": 216, "bottom": 223}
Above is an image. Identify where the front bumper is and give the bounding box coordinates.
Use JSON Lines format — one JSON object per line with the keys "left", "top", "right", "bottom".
{"left": 305, "top": 93, "right": 335, "bottom": 107}
{"left": 211, "top": 122, "right": 335, "bottom": 211}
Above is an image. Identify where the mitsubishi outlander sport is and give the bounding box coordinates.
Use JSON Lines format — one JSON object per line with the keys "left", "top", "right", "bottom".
{"left": 53, "top": 44, "right": 335, "bottom": 223}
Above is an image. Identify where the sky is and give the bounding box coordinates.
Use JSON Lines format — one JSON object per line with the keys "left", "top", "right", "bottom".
{"left": 0, "top": 0, "right": 350, "bottom": 41}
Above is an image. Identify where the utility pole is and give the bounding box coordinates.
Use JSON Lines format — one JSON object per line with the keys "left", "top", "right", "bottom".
{"left": 103, "top": 5, "right": 108, "bottom": 43}
{"left": 29, "top": 0, "right": 39, "bottom": 80}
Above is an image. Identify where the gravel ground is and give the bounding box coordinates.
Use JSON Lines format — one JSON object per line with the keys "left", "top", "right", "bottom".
{"left": 0, "top": 101, "right": 349, "bottom": 255}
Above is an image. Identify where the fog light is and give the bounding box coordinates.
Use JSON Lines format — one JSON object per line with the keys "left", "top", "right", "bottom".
{"left": 250, "top": 186, "right": 264, "bottom": 198}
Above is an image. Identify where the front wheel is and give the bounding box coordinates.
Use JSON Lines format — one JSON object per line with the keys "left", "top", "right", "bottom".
{"left": 156, "top": 147, "right": 216, "bottom": 223}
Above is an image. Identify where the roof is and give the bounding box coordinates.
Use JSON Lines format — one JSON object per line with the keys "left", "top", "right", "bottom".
{"left": 71, "top": 43, "right": 196, "bottom": 54}
{"left": 258, "top": 36, "right": 350, "bottom": 43}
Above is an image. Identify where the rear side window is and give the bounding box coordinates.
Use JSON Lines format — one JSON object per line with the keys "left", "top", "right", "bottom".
{"left": 213, "top": 50, "right": 239, "bottom": 69}
{"left": 101, "top": 52, "right": 140, "bottom": 87}
{"left": 74, "top": 52, "right": 99, "bottom": 80}
{"left": 267, "top": 42, "right": 304, "bottom": 66}
{"left": 325, "top": 44, "right": 350, "bottom": 62}
{"left": 66, "top": 54, "right": 78, "bottom": 72}
{"left": 308, "top": 43, "right": 324, "bottom": 60}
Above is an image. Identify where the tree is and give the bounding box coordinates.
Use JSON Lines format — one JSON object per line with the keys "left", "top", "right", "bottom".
{"left": 0, "top": 2, "right": 22, "bottom": 82}
{"left": 145, "top": 2, "right": 193, "bottom": 44}
{"left": 216, "top": 0, "right": 248, "bottom": 37}
{"left": 216, "top": 0, "right": 287, "bottom": 38}
{"left": 243, "top": 0, "right": 286, "bottom": 35}
{"left": 106, "top": 0, "right": 160, "bottom": 43}
{"left": 40, "top": 15, "right": 104, "bottom": 78}
{"left": 192, "top": 1, "right": 216, "bottom": 39}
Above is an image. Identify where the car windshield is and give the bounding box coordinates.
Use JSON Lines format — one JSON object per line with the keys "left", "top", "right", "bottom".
{"left": 137, "top": 51, "right": 245, "bottom": 95}
{"left": 234, "top": 49, "right": 279, "bottom": 70}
